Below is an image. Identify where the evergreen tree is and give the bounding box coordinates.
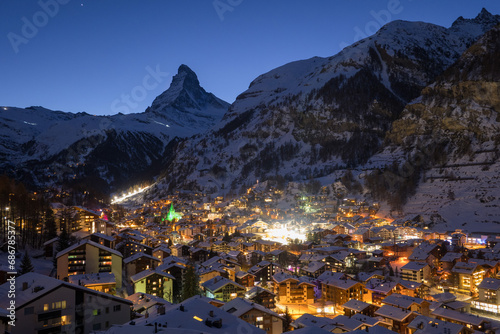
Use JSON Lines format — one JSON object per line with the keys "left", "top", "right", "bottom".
{"left": 19, "top": 251, "right": 34, "bottom": 275}
{"left": 53, "top": 228, "right": 71, "bottom": 267}
{"left": 56, "top": 228, "right": 71, "bottom": 252}
{"left": 282, "top": 307, "right": 293, "bottom": 331}
{"left": 44, "top": 208, "right": 57, "bottom": 241}
{"left": 181, "top": 265, "right": 200, "bottom": 301}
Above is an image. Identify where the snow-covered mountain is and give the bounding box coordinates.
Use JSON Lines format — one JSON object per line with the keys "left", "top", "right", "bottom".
{"left": 366, "top": 22, "right": 500, "bottom": 232}
{"left": 148, "top": 9, "right": 500, "bottom": 199}
{"left": 0, "top": 65, "right": 229, "bottom": 193}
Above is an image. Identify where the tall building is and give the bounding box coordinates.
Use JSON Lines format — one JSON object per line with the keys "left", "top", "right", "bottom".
{"left": 56, "top": 240, "right": 123, "bottom": 288}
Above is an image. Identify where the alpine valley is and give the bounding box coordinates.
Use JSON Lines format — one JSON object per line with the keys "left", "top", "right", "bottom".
{"left": 2, "top": 9, "right": 500, "bottom": 231}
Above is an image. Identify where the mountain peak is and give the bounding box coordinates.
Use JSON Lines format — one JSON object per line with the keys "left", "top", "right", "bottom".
{"left": 146, "top": 64, "right": 229, "bottom": 126}
{"left": 452, "top": 8, "right": 499, "bottom": 27}
{"left": 174, "top": 64, "right": 200, "bottom": 88}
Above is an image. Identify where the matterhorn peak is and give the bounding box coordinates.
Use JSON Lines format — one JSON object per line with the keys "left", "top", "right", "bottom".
{"left": 146, "top": 64, "right": 229, "bottom": 126}
{"left": 171, "top": 64, "right": 200, "bottom": 90}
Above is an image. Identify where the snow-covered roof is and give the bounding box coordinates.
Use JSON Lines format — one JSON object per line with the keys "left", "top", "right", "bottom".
{"left": 126, "top": 292, "right": 172, "bottom": 312}
{"left": 105, "top": 295, "right": 265, "bottom": 334}
{"left": 431, "top": 307, "right": 488, "bottom": 326}
{"left": 124, "top": 252, "right": 161, "bottom": 264}
{"left": 202, "top": 276, "right": 244, "bottom": 292}
{"left": 382, "top": 293, "right": 426, "bottom": 309}
{"left": 478, "top": 277, "right": 500, "bottom": 291}
{"left": 293, "top": 313, "right": 335, "bottom": 329}
{"left": 245, "top": 286, "right": 275, "bottom": 299}
{"left": 43, "top": 236, "right": 59, "bottom": 246}
{"left": 301, "top": 261, "right": 325, "bottom": 273}
{"left": 321, "top": 277, "right": 360, "bottom": 290}
{"left": 430, "top": 292, "right": 456, "bottom": 303}
{"left": 375, "top": 305, "right": 414, "bottom": 321}
{"left": 131, "top": 269, "right": 175, "bottom": 283}
{"left": 401, "top": 261, "right": 428, "bottom": 271}
{"left": 342, "top": 299, "right": 371, "bottom": 312}
{"left": 221, "top": 297, "right": 282, "bottom": 319}
{"left": 68, "top": 272, "right": 115, "bottom": 286}
{"left": 92, "top": 232, "right": 115, "bottom": 241}
{"left": 56, "top": 239, "right": 122, "bottom": 258}
{"left": 327, "top": 314, "right": 363, "bottom": 331}
{"left": 0, "top": 272, "right": 131, "bottom": 310}
{"left": 408, "top": 315, "right": 463, "bottom": 334}
{"left": 285, "top": 327, "right": 332, "bottom": 334}
{"left": 439, "top": 252, "right": 463, "bottom": 262}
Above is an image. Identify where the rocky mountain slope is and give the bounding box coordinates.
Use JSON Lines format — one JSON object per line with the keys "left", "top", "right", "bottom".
{"left": 149, "top": 9, "right": 500, "bottom": 198}
{"left": 366, "top": 23, "right": 500, "bottom": 232}
{"left": 0, "top": 65, "right": 229, "bottom": 194}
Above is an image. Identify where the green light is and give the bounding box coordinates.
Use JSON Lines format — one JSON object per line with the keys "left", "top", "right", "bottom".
{"left": 165, "top": 203, "right": 182, "bottom": 222}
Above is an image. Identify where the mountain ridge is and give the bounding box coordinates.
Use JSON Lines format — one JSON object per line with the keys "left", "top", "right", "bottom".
{"left": 0, "top": 65, "right": 229, "bottom": 194}
{"left": 146, "top": 9, "right": 500, "bottom": 200}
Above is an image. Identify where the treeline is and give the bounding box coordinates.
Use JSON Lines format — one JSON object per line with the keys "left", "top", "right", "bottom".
{"left": 0, "top": 175, "right": 56, "bottom": 248}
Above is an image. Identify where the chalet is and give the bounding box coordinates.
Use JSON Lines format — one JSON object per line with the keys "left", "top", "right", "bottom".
{"left": 189, "top": 247, "right": 209, "bottom": 263}
{"left": 202, "top": 276, "right": 245, "bottom": 302}
{"left": 365, "top": 279, "right": 398, "bottom": 305}
{"left": 245, "top": 286, "right": 276, "bottom": 310}
{"left": 130, "top": 269, "right": 175, "bottom": 303}
{"left": 199, "top": 265, "right": 228, "bottom": 285}
{"left": 171, "top": 243, "right": 190, "bottom": 257}
{"left": 432, "top": 307, "right": 493, "bottom": 332}
{"left": 375, "top": 305, "right": 416, "bottom": 334}
{"left": 126, "top": 292, "right": 172, "bottom": 316}
{"left": 381, "top": 293, "right": 430, "bottom": 316}
{"left": 152, "top": 244, "right": 172, "bottom": 262}
{"left": 299, "top": 261, "right": 326, "bottom": 278}
{"left": 235, "top": 271, "right": 255, "bottom": 288}
{"left": 90, "top": 232, "right": 116, "bottom": 249}
{"left": 248, "top": 261, "right": 279, "bottom": 283}
{"left": 321, "top": 277, "right": 367, "bottom": 309}
{"left": 272, "top": 272, "right": 315, "bottom": 305}
{"left": 120, "top": 240, "right": 153, "bottom": 258}
{"left": 222, "top": 298, "right": 283, "bottom": 334}
{"left": 124, "top": 252, "right": 161, "bottom": 277}
{"left": 342, "top": 299, "right": 378, "bottom": 317}
{"left": 407, "top": 315, "right": 465, "bottom": 334}
{"left": 439, "top": 252, "right": 466, "bottom": 271}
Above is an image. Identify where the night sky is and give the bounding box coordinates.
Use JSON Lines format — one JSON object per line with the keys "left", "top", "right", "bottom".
{"left": 2, "top": 0, "right": 499, "bottom": 115}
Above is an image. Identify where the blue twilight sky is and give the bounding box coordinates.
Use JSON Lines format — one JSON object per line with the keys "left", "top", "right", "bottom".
{"left": 1, "top": 0, "right": 499, "bottom": 116}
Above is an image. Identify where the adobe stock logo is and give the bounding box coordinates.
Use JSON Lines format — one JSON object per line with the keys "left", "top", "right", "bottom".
{"left": 213, "top": 0, "right": 243, "bottom": 21}
{"left": 338, "top": 0, "right": 406, "bottom": 50}
{"left": 110, "top": 65, "right": 169, "bottom": 114}
{"left": 7, "top": 0, "right": 71, "bottom": 54}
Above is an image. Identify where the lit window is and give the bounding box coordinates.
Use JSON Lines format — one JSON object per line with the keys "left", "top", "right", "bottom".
{"left": 43, "top": 304, "right": 49, "bottom": 311}
{"left": 256, "top": 316, "right": 264, "bottom": 322}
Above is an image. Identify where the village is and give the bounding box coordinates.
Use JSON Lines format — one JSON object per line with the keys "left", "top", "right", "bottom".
{"left": 2, "top": 182, "right": 500, "bottom": 334}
